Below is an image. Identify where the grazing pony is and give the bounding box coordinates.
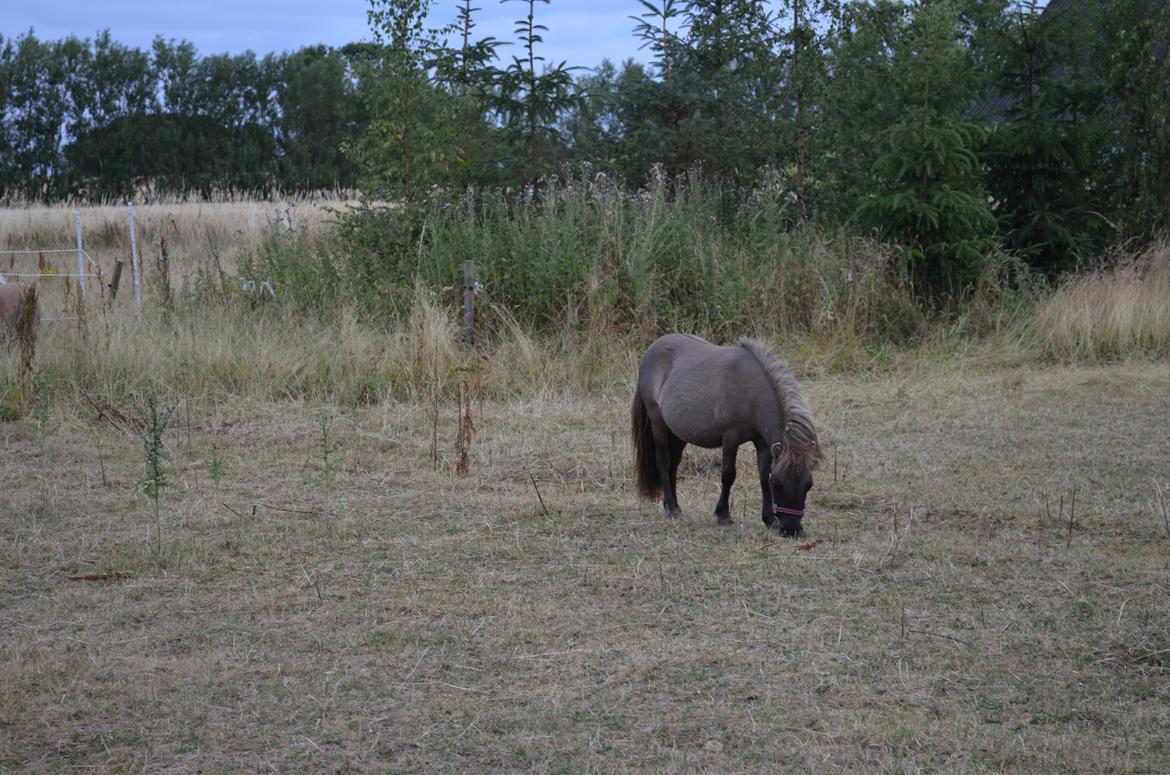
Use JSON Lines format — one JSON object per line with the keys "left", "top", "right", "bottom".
{"left": 632, "top": 334, "right": 824, "bottom": 536}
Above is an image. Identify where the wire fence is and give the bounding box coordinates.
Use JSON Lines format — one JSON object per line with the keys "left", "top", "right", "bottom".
{"left": 1, "top": 246, "right": 104, "bottom": 323}
{"left": 2, "top": 203, "right": 144, "bottom": 319}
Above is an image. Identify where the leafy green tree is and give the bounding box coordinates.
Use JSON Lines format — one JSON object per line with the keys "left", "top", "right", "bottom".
{"left": 61, "top": 32, "right": 158, "bottom": 197}
{"left": 601, "top": 59, "right": 675, "bottom": 180}
{"left": 602, "top": 0, "right": 788, "bottom": 186}
{"left": 676, "top": 0, "right": 785, "bottom": 183}
{"left": 631, "top": 0, "right": 685, "bottom": 87}
{"left": 276, "top": 46, "right": 363, "bottom": 191}
{"left": 64, "top": 40, "right": 281, "bottom": 198}
{"left": 0, "top": 32, "right": 80, "bottom": 199}
{"left": 856, "top": 0, "right": 996, "bottom": 292}
{"left": 76, "top": 31, "right": 157, "bottom": 133}
{"left": 784, "top": 0, "right": 841, "bottom": 219}
{"left": 351, "top": 0, "right": 464, "bottom": 202}
{"left": 616, "top": 0, "right": 699, "bottom": 178}
{"left": 152, "top": 37, "right": 201, "bottom": 116}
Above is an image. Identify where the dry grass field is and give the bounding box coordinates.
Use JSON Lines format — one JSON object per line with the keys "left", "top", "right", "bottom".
{"left": 3, "top": 358, "right": 1169, "bottom": 772}
{"left": 1, "top": 195, "right": 346, "bottom": 284}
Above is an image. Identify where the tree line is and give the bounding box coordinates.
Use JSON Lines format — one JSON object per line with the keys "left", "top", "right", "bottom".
{"left": 0, "top": 31, "right": 366, "bottom": 200}
{"left": 2, "top": 0, "right": 1168, "bottom": 276}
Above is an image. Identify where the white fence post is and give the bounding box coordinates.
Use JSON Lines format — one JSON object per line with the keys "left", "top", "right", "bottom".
{"left": 74, "top": 210, "right": 86, "bottom": 298}
{"left": 128, "top": 200, "right": 142, "bottom": 311}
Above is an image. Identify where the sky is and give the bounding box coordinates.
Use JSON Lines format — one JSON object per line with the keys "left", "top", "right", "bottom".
{"left": 2, "top": 0, "right": 649, "bottom": 71}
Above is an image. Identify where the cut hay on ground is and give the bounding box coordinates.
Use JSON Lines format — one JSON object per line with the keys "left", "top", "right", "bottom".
{"left": 2, "top": 362, "right": 1168, "bottom": 771}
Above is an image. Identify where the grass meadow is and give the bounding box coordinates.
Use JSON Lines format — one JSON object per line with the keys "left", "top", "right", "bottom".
{"left": 2, "top": 197, "right": 1170, "bottom": 771}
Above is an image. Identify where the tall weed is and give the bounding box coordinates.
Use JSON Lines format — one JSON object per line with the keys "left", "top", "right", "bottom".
{"left": 1029, "top": 241, "right": 1170, "bottom": 359}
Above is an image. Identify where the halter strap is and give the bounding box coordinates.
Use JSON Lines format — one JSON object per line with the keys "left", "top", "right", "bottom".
{"left": 766, "top": 474, "right": 805, "bottom": 519}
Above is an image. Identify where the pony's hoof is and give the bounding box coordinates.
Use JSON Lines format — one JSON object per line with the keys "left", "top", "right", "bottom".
{"left": 717, "top": 515, "right": 734, "bottom": 525}
{"left": 667, "top": 509, "right": 683, "bottom": 520}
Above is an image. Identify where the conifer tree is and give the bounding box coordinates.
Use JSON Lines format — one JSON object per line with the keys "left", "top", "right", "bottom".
{"left": 491, "top": 0, "right": 579, "bottom": 183}
{"left": 857, "top": 0, "right": 996, "bottom": 292}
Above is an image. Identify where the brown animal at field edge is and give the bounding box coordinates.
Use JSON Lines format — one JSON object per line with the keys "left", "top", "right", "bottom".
{"left": 0, "top": 277, "right": 32, "bottom": 339}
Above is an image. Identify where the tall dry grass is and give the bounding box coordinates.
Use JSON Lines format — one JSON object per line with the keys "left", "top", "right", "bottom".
{"left": 1030, "top": 241, "right": 1170, "bottom": 359}
{"left": 7, "top": 186, "right": 1170, "bottom": 415}
{"left": 0, "top": 281, "right": 643, "bottom": 411}
{"left": 0, "top": 194, "right": 348, "bottom": 281}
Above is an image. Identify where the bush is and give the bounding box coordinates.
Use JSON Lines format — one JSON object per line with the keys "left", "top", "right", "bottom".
{"left": 327, "top": 166, "right": 923, "bottom": 344}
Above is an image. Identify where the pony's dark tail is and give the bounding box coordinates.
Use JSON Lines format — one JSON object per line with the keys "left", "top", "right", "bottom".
{"left": 631, "top": 384, "right": 661, "bottom": 500}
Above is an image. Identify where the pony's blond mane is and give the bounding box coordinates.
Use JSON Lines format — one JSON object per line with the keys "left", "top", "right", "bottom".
{"left": 739, "top": 338, "right": 824, "bottom": 472}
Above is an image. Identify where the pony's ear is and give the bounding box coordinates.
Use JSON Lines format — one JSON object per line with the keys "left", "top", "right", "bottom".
{"left": 771, "top": 441, "right": 785, "bottom": 459}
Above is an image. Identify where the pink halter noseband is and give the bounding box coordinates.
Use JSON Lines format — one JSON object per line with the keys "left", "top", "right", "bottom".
{"left": 767, "top": 473, "right": 805, "bottom": 519}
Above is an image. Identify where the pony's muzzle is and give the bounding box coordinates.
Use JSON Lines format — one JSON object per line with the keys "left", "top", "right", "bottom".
{"left": 773, "top": 505, "right": 805, "bottom": 537}
{"left": 776, "top": 518, "right": 804, "bottom": 537}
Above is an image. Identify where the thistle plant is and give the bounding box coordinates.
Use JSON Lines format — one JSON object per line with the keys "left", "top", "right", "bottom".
{"left": 318, "top": 413, "right": 336, "bottom": 502}
{"left": 208, "top": 441, "right": 226, "bottom": 491}
{"left": 133, "top": 394, "right": 175, "bottom": 565}
{"left": 208, "top": 441, "right": 227, "bottom": 535}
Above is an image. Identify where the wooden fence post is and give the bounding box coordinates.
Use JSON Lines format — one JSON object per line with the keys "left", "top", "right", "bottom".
{"left": 108, "top": 260, "right": 124, "bottom": 305}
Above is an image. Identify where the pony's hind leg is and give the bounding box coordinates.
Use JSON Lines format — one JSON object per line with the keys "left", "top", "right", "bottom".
{"left": 714, "top": 440, "right": 737, "bottom": 524}
{"left": 653, "top": 423, "right": 683, "bottom": 518}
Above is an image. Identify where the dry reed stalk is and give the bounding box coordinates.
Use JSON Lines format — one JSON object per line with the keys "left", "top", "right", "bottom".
{"left": 1153, "top": 478, "right": 1169, "bottom": 539}
{"left": 156, "top": 236, "right": 173, "bottom": 308}
{"left": 455, "top": 380, "right": 474, "bottom": 477}
{"left": 430, "top": 391, "right": 440, "bottom": 471}
{"left": 74, "top": 272, "right": 88, "bottom": 345}
{"left": 475, "top": 356, "right": 486, "bottom": 421}
{"left": 18, "top": 285, "right": 38, "bottom": 410}
{"left": 530, "top": 475, "right": 549, "bottom": 515}
{"left": 415, "top": 326, "right": 426, "bottom": 401}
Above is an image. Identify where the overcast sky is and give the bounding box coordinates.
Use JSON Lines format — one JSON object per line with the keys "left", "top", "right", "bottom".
{"left": 3, "top": 0, "right": 648, "bottom": 70}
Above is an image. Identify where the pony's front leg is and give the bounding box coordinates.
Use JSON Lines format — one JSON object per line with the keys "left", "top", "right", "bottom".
{"left": 667, "top": 435, "right": 686, "bottom": 516}
{"left": 714, "top": 440, "right": 737, "bottom": 524}
{"left": 756, "top": 442, "right": 776, "bottom": 528}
